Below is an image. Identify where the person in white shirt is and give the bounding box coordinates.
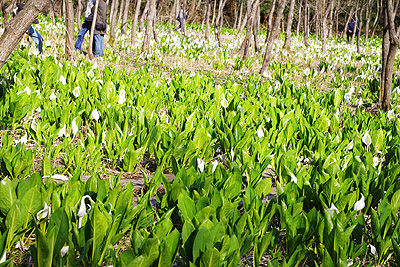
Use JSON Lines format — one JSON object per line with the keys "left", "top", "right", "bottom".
{"left": 74, "top": 0, "right": 96, "bottom": 51}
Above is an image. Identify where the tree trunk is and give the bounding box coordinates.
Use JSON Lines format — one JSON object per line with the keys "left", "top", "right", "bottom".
{"left": 212, "top": 0, "right": 217, "bottom": 24}
{"left": 169, "top": 0, "right": 176, "bottom": 27}
{"left": 110, "top": 0, "right": 120, "bottom": 41}
{"left": 0, "top": 0, "right": 49, "bottom": 69}
{"left": 205, "top": 0, "right": 211, "bottom": 40}
{"left": 236, "top": 5, "right": 248, "bottom": 36}
{"left": 110, "top": 0, "right": 117, "bottom": 22}
{"left": 253, "top": 3, "right": 260, "bottom": 52}
{"left": 214, "top": 0, "right": 227, "bottom": 46}
{"left": 50, "top": 0, "right": 56, "bottom": 25}
{"left": 65, "top": 0, "right": 75, "bottom": 61}
{"left": 131, "top": 0, "right": 142, "bottom": 46}
{"left": 236, "top": 0, "right": 244, "bottom": 30}
{"left": 122, "top": 0, "right": 131, "bottom": 34}
{"left": 117, "top": 0, "right": 124, "bottom": 25}
{"left": 260, "top": 0, "right": 287, "bottom": 74}
{"left": 284, "top": 0, "right": 295, "bottom": 50}
{"left": 182, "top": 0, "right": 187, "bottom": 35}
{"left": 239, "top": 0, "right": 259, "bottom": 58}
{"left": 266, "top": 0, "right": 277, "bottom": 41}
{"left": 296, "top": 0, "right": 302, "bottom": 36}
{"left": 335, "top": 0, "right": 340, "bottom": 35}
{"left": 76, "top": 0, "right": 82, "bottom": 28}
{"left": 139, "top": 0, "right": 150, "bottom": 32}
{"left": 88, "top": 0, "right": 99, "bottom": 59}
{"left": 365, "top": 0, "right": 372, "bottom": 41}
{"left": 304, "top": 0, "right": 309, "bottom": 47}
{"left": 372, "top": 0, "right": 381, "bottom": 37}
{"left": 357, "top": 0, "right": 364, "bottom": 53}
{"left": 142, "top": 0, "right": 156, "bottom": 53}
{"left": 350, "top": 0, "right": 360, "bottom": 45}
{"left": 233, "top": 0, "right": 239, "bottom": 29}
{"left": 380, "top": 0, "right": 399, "bottom": 111}
{"left": 327, "top": 0, "right": 334, "bottom": 38}
{"left": 321, "top": 0, "right": 329, "bottom": 54}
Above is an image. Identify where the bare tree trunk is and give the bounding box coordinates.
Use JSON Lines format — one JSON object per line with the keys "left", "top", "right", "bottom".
{"left": 88, "top": 0, "right": 99, "bottom": 59}
{"left": 131, "top": 0, "right": 142, "bottom": 46}
{"left": 239, "top": 0, "right": 259, "bottom": 58}
{"left": 117, "top": 0, "right": 124, "bottom": 25}
{"left": 140, "top": 0, "right": 150, "bottom": 32}
{"left": 201, "top": 0, "right": 207, "bottom": 29}
{"left": 62, "top": 0, "right": 66, "bottom": 20}
{"left": 304, "top": 0, "right": 309, "bottom": 47}
{"left": 266, "top": 0, "right": 277, "bottom": 40}
{"left": 254, "top": 3, "right": 260, "bottom": 52}
{"left": 297, "top": 0, "right": 302, "bottom": 36}
{"left": 182, "top": 0, "right": 187, "bottom": 35}
{"left": 0, "top": 0, "right": 49, "bottom": 69}
{"left": 327, "top": 0, "right": 334, "bottom": 38}
{"left": 234, "top": 0, "right": 239, "bottom": 29}
{"left": 335, "top": 0, "right": 340, "bottom": 35}
{"left": 205, "top": 0, "right": 211, "bottom": 40}
{"left": 212, "top": 0, "right": 217, "bottom": 24}
{"left": 260, "top": 0, "right": 287, "bottom": 74}
{"left": 214, "top": 0, "right": 228, "bottom": 46}
{"left": 284, "top": 0, "right": 295, "bottom": 50}
{"left": 357, "top": 0, "right": 364, "bottom": 53}
{"left": 122, "top": 0, "right": 131, "bottom": 34}
{"left": 371, "top": 0, "right": 381, "bottom": 37}
{"left": 110, "top": 0, "right": 120, "bottom": 41}
{"left": 321, "top": 0, "right": 329, "bottom": 53}
{"left": 174, "top": 0, "right": 180, "bottom": 28}
{"left": 76, "top": 0, "right": 82, "bottom": 28}
{"left": 169, "top": 0, "right": 176, "bottom": 27}
{"left": 379, "top": 0, "right": 398, "bottom": 110}
{"left": 65, "top": 0, "right": 75, "bottom": 61}
{"left": 50, "top": 0, "right": 56, "bottom": 25}
{"left": 236, "top": 0, "right": 244, "bottom": 30}
{"left": 142, "top": 0, "right": 156, "bottom": 52}
{"left": 365, "top": 0, "right": 372, "bottom": 41}
{"left": 110, "top": 0, "right": 117, "bottom": 22}
{"left": 236, "top": 5, "right": 248, "bottom": 36}
{"left": 350, "top": 0, "right": 360, "bottom": 45}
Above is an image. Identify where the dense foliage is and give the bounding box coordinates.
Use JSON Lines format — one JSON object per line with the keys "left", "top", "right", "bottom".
{"left": 0, "top": 13, "right": 400, "bottom": 266}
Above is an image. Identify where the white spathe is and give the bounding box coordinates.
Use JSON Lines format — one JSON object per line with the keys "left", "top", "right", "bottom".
{"left": 354, "top": 193, "right": 365, "bottom": 211}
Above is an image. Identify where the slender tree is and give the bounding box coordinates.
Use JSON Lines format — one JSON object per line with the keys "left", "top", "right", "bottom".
{"left": 214, "top": 0, "right": 228, "bottom": 46}
{"left": 205, "top": 0, "right": 211, "bottom": 40}
{"left": 139, "top": 0, "right": 150, "bottom": 32}
{"left": 65, "top": 0, "right": 75, "bottom": 61}
{"left": 131, "top": 0, "right": 142, "bottom": 46}
{"left": 296, "top": 0, "right": 303, "bottom": 36}
{"left": 110, "top": 0, "right": 120, "bottom": 41}
{"left": 284, "top": 0, "right": 296, "bottom": 50}
{"left": 142, "top": 0, "right": 156, "bottom": 52}
{"left": 304, "top": 0, "right": 309, "bottom": 47}
{"left": 122, "top": 0, "right": 131, "bottom": 34}
{"left": 266, "top": 0, "right": 277, "bottom": 41}
{"left": 260, "top": 0, "right": 287, "bottom": 74}
{"left": 379, "top": 0, "right": 399, "bottom": 110}
{"left": 88, "top": 0, "right": 100, "bottom": 59}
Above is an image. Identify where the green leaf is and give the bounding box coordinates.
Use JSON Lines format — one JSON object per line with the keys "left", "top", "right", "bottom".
{"left": 20, "top": 187, "right": 42, "bottom": 228}
{"left": 178, "top": 194, "right": 196, "bottom": 222}
{"left": 391, "top": 189, "right": 400, "bottom": 214}
{"left": 5, "top": 201, "right": 22, "bottom": 249}
{"left": 0, "top": 179, "right": 17, "bottom": 215}
{"left": 200, "top": 247, "right": 220, "bottom": 267}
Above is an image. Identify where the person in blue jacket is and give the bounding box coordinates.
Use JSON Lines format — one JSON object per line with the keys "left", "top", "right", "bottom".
{"left": 13, "top": 4, "right": 43, "bottom": 53}
{"left": 347, "top": 20, "right": 356, "bottom": 43}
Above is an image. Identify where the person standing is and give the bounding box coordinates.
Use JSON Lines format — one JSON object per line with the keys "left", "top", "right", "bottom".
{"left": 174, "top": 6, "right": 188, "bottom": 32}
{"left": 346, "top": 20, "right": 356, "bottom": 44}
{"left": 74, "top": 0, "right": 96, "bottom": 51}
{"left": 93, "top": 0, "right": 108, "bottom": 57}
{"left": 13, "top": 4, "right": 43, "bottom": 53}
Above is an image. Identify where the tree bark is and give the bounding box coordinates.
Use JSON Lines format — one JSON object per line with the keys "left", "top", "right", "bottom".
{"left": 342, "top": 4, "right": 355, "bottom": 38}
{"left": 50, "top": 0, "right": 56, "bottom": 25}
{"left": 236, "top": 0, "right": 244, "bottom": 30}
{"left": 296, "top": 0, "right": 302, "bottom": 36}
{"left": 122, "top": 0, "right": 131, "bottom": 34}
{"left": 214, "top": 0, "right": 228, "bottom": 46}
{"left": 0, "top": 0, "right": 49, "bottom": 69}
{"left": 266, "top": 0, "right": 277, "bottom": 41}
{"left": 76, "top": 0, "right": 82, "bottom": 28}
{"left": 142, "top": 0, "right": 156, "bottom": 53}
{"left": 110, "top": 0, "right": 120, "bottom": 41}
{"left": 321, "top": 0, "right": 333, "bottom": 53}
{"left": 212, "top": 0, "right": 217, "bottom": 25}
{"left": 380, "top": 0, "right": 399, "bottom": 110}
{"left": 304, "top": 0, "right": 309, "bottom": 47}
{"left": 284, "top": 0, "right": 295, "bottom": 50}
{"left": 205, "top": 0, "right": 211, "bottom": 40}
{"left": 239, "top": 0, "right": 259, "bottom": 58}
{"left": 88, "top": 0, "right": 99, "bottom": 59}
{"left": 365, "top": 0, "right": 372, "bottom": 41}
{"left": 131, "top": 0, "right": 142, "bottom": 46}
{"left": 169, "top": 0, "right": 176, "bottom": 27}
{"left": 350, "top": 0, "right": 360, "bottom": 45}
{"left": 260, "top": 0, "right": 287, "bottom": 74}
{"left": 335, "top": 0, "right": 340, "bottom": 35}
{"left": 357, "top": 0, "right": 365, "bottom": 53}
{"left": 139, "top": 0, "right": 150, "bottom": 32}
{"left": 372, "top": 0, "right": 381, "bottom": 37}
{"left": 65, "top": 0, "right": 75, "bottom": 61}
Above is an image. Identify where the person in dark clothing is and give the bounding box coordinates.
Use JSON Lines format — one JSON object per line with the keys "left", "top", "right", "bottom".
{"left": 13, "top": 4, "right": 43, "bottom": 53}
{"left": 75, "top": 0, "right": 108, "bottom": 57}
{"left": 347, "top": 20, "right": 356, "bottom": 43}
{"left": 174, "top": 6, "right": 188, "bottom": 32}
